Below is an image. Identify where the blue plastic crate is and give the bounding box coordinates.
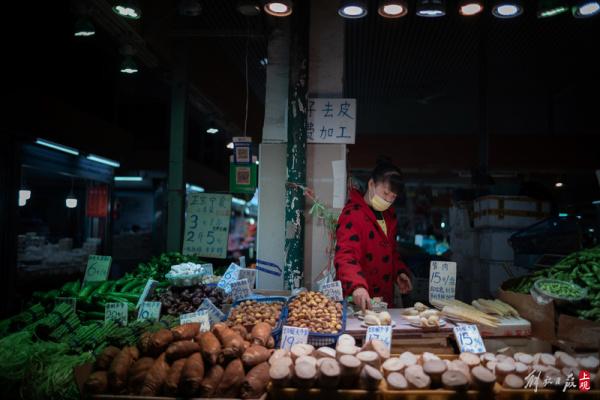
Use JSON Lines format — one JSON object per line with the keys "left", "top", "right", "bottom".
{"left": 226, "top": 296, "right": 288, "bottom": 342}
{"left": 282, "top": 296, "right": 347, "bottom": 348}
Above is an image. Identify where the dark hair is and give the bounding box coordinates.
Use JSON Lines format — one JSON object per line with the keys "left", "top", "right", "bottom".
{"left": 371, "top": 157, "right": 403, "bottom": 195}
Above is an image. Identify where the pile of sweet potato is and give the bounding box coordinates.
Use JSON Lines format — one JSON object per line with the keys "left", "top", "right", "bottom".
{"left": 84, "top": 321, "right": 275, "bottom": 398}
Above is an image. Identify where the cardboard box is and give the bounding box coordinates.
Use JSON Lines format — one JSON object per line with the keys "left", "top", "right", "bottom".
{"left": 557, "top": 314, "right": 600, "bottom": 350}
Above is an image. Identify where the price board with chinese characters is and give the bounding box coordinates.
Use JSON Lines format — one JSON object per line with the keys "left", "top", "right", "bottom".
{"left": 217, "top": 263, "right": 241, "bottom": 294}
{"left": 230, "top": 279, "right": 252, "bottom": 301}
{"left": 320, "top": 280, "right": 344, "bottom": 301}
{"left": 365, "top": 325, "right": 392, "bottom": 350}
{"left": 453, "top": 324, "right": 486, "bottom": 354}
{"left": 55, "top": 297, "right": 76, "bottom": 312}
{"left": 180, "top": 311, "right": 210, "bottom": 332}
{"left": 307, "top": 98, "right": 356, "bottom": 144}
{"left": 429, "top": 261, "right": 457, "bottom": 302}
{"left": 136, "top": 279, "right": 158, "bottom": 308}
{"left": 197, "top": 298, "right": 226, "bottom": 325}
{"left": 137, "top": 301, "right": 161, "bottom": 322}
{"left": 183, "top": 193, "right": 232, "bottom": 259}
{"left": 237, "top": 268, "right": 257, "bottom": 288}
{"left": 83, "top": 255, "right": 112, "bottom": 283}
{"left": 280, "top": 326, "right": 309, "bottom": 351}
{"left": 105, "top": 302, "right": 128, "bottom": 326}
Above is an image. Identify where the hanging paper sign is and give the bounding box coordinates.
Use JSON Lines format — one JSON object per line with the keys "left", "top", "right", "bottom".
{"left": 307, "top": 98, "right": 356, "bottom": 144}
{"left": 237, "top": 268, "right": 257, "bottom": 288}
{"left": 180, "top": 311, "right": 210, "bottom": 332}
{"left": 429, "top": 261, "right": 457, "bottom": 302}
{"left": 231, "top": 279, "right": 252, "bottom": 301}
{"left": 319, "top": 280, "right": 344, "bottom": 301}
{"left": 280, "top": 326, "right": 309, "bottom": 350}
{"left": 83, "top": 255, "right": 112, "bottom": 283}
{"left": 136, "top": 279, "right": 158, "bottom": 308}
{"left": 55, "top": 297, "right": 77, "bottom": 312}
{"left": 105, "top": 302, "right": 128, "bottom": 326}
{"left": 366, "top": 325, "right": 392, "bottom": 350}
{"left": 217, "top": 263, "right": 241, "bottom": 294}
{"left": 453, "top": 324, "right": 486, "bottom": 354}
{"left": 197, "top": 298, "right": 226, "bottom": 324}
{"left": 137, "top": 301, "right": 161, "bottom": 322}
{"left": 183, "top": 193, "right": 232, "bottom": 259}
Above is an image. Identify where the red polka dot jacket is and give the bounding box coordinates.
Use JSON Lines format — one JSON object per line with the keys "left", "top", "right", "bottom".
{"left": 334, "top": 188, "right": 409, "bottom": 306}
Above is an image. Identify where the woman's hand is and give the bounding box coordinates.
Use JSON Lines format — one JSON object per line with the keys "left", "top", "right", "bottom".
{"left": 352, "top": 287, "right": 371, "bottom": 311}
{"left": 397, "top": 273, "right": 413, "bottom": 294}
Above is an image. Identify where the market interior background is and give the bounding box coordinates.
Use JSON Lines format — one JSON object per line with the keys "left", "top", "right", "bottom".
{"left": 1, "top": 0, "right": 600, "bottom": 315}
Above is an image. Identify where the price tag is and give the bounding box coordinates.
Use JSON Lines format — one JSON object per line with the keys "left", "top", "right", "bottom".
{"left": 105, "top": 302, "right": 128, "bottom": 326}
{"left": 231, "top": 279, "right": 252, "bottom": 301}
{"left": 197, "top": 298, "right": 226, "bottom": 324}
{"left": 55, "top": 297, "right": 77, "bottom": 312}
{"left": 365, "top": 325, "right": 392, "bottom": 350}
{"left": 183, "top": 193, "right": 232, "bottom": 259}
{"left": 429, "top": 261, "right": 457, "bottom": 302}
{"left": 280, "top": 326, "right": 309, "bottom": 350}
{"left": 83, "top": 255, "right": 112, "bottom": 283}
{"left": 237, "top": 268, "right": 257, "bottom": 288}
{"left": 180, "top": 311, "right": 210, "bottom": 332}
{"left": 137, "top": 301, "right": 161, "bottom": 321}
{"left": 217, "top": 263, "right": 241, "bottom": 294}
{"left": 453, "top": 324, "right": 486, "bottom": 354}
{"left": 136, "top": 279, "right": 158, "bottom": 309}
{"left": 200, "top": 264, "right": 214, "bottom": 277}
{"left": 320, "top": 280, "right": 344, "bottom": 301}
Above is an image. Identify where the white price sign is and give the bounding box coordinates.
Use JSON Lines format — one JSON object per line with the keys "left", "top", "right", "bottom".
{"left": 280, "top": 326, "right": 309, "bottom": 350}
{"left": 237, "top": 268, "right": 257, "bottom": 288}
{"left": 453, "top": 324, "right": 486, "bottom": 354}
{"left": 217, "top": 263, "right": 241, "bottom": 294}
{"left": 136, "top": 279, "right": 158, "bottom": 309}
{"left": 180, "top": 311, "right": 210, "bottom": 332}
{"left": 183, "top": 193, "right": 232, "bottom": 259}
{"left": 55, "top": 297, "right": 77, "bottom": 312}
{"left": 137, "top": 301, "right": 161, "bottom": 322}
{"left": 105, "top": 302, "right": 128, "bottom": 326}
{"left": 230, "top": 279, "right": 252, "bottom": 301}
{"left": 429, "top": 261, "right": 457, "bottom": 302}
{"left": 197, "top": 298, "right": 226, "bottom": 325}
{"left": 365, "top": 325, "right": 392, "bottom": 350}
{"left": 320, "top": 280, "right": 343, "bottom": 301}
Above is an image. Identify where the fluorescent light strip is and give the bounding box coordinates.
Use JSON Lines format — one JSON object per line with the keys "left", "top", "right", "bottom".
{"left": 114, "top": 176, "right": 143, "bottom": 182}
{"left": 35, "top": 138, "right": 79, "bottom": 156}
{"left": 559, "top": 213, "right": 569, "bottom": 217}
{"left": 87, "top": 154, "right": 121, "bottom": 168}
{"left": 186, "top": 184, "right": 205, "bottom": 192}
{"left": 232, "top": 197, "right": 246, "bottom": 206}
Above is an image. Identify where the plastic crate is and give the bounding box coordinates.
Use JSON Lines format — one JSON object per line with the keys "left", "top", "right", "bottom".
{"left": 282, "top": 296, "right": 347, "bottom": 348}
{"left": 226, "top": 296, "right": 288, "bottom": 342}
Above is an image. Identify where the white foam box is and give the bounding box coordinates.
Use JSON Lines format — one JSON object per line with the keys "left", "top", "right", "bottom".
{"left": 478, "top": 316, "right": 532, "bottom": 338}
{"left": 474, "top": 195, "right": 549, "bottom": 230}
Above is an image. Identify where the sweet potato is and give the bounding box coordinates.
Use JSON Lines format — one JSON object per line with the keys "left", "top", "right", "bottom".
{"left": 166, "top": 340, "right": 201, "bottom": 363}
{"left": 148, "top": 329, "right": 174, "bottom": 356}
{"left": 180, "top": 352, "right": 205, "bottom": 396}
{"left": 216, "top": 358, "right": 245, "bottom": 397}
{"left": 163, "top": 358, "right": 186, "bottom": 396}
{"left": 140, "top": 353, "right": 170, "bottom": 396}
{"left": 231, "top": 324, "right": 250, "bottom": 341}
{"left": 241, "top": 362, "right": 270, "bottom": 398}
{"left": 201, "top": 365, "right": 225, "bottom": 397}
{"left": 95, "top": 346, "right": 121, "bottom": 370}
{"left": 266, "top": 336, "right": 275, "bottom": 349}
{"left": 127, "top": 357, "right": 155, "bottom": 394}
{"left": 171, "top": 323, "right": 200, "bottom": 341}
{"left": 242, "top": 344, "right": 274, "bottom": 368}
{"left": 138, "top": 332, "right": 152, "bottom": 355}
{"left": 108, "top": 346, "right": 139, "bottom": 393}
{"left": 250, "top": 322, "right": 272, "bottom": 347}
{"left": 85, "top": 371, "right": 108, "bottom": 394}
{"left": 213, "top": 324, "right": 245, "bottom": 359}
{"left": 198, "top": 331, "right": 222, "bottom": 365}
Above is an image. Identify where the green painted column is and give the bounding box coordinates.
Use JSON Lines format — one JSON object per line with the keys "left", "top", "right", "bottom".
{"left": 167, "top": 52, "right": 187, "bottom": 252}
{"left": 284, "top": 1, "right": 309, "bottom": 290}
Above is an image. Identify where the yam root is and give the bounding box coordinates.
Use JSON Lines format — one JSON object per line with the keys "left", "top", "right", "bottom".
{"left": 201, "top": 365, "right": 225, "bottom": 397}
{"left": 578, "top": 356, "right": 600, "bottom": 372}
{"left": 269, "top": 349, "right": 290, "bottom": 365}
{"left": 336, "top": 344, "right": 359, "bottom": 359}
{"left": 291, "top": 344, "right": 315, "bottom": 361}
{"left": 95, "top": 346, "right": 120, "bottom": 370}
{"left": 382, "top": 358, "right": 406, "bottom": 378}
{"left": 198, "top": 331, "right": 222, "bottom": 365}
{"left": 423, "top": 360, "right": 447, "bottom": 387}
{"left": 250, "top": 322, "right": 272, "bottom": 347}
{"left": 148, "top": 329, "right": 174, "bottom": 356}
{"left": 216, "top": 358, "right": 245, "bottom": 397}
{"left": 514, "top": 353, "right": 533, "bottom": 365}
{"left": 448, "top": 360, "right": 471, "bottom": 384}
{"left": 171, "top": 323, "right": 200, "bottom": 341}
{"left": 85, "top": 371, "right": 108, "bottom": 395}
{"left": 296, "top": 355, "right": 318, "bottom": 369}
{"left": 241, "top": 362, "right": 270, "bottom": 398}
{"left": 514, "top": 362, "right": 530, "bottom": 378}
{"left": 357, "top": 351, "right": 381, "bottom": 369}
{"left": 165, "top": 340, "right": 201, "bottom": 363}
{"left": 180, "top": 352, "right": 205, "bottom": 397}
{"left": 405, "top": 366, "right": 431, "bottom": 389}
{"left": 495, "top": 362, "right": 516, "bottom": 382}
{"left": 108, "top": 346, "right": 139, "bottom": 393}
{"left": 242, "top": 344, "right": 274, "bottom": 368}
{"left": 127, "top": 357, "right": 155, "bottom": 394}
{"left": 294, "top": 361, "right": 317, "bottom": 389}
{"left": 140, "top": 353, "right": 170, "bottom": 396}
{"left": 459, "top": 352, "right": 481, "bottom": 368}
{"left": 399, "top": 352, "right": 418, "bottom": 367}
{"left": 318, "top": 358, "right": 341, "bottom": 389}
{"left": 163, "top": 358, "right": 186, "bottom": 396}
{"left": 557, "top": 353, "right": 578, "bottom": 369}
{"left": 340, "top": 354, "right": 362, "bottom": 388}
{"left": 503, "top": 374, "right": 524, "bottom": 389}
{"left": 269, "top": 359, "right": 292, "bottom": 388}
{"left": 472, "top": 366, "right": 496, "bottom": 391}
{"left": 337, "top": 334, "right": 356, "bottom": 347}
{"left": 387, "top": 372, "right": 408, "bottom": 390}
{"left": 360, "top": 364, "right": 383, "bottom": 390}
{"left": 422, "top": 352, "right": 441, "bottom": 363}
{"left": 442, "top": 370, "right": 469, "bottom": 391}
{"left": 361, "top": 339, "right": 390, "bottom": 361}
{"left": 315, "top": 347, "right": 337, "bottom": 359}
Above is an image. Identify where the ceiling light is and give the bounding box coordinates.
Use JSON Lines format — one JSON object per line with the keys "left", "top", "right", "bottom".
{"left": 558, "top": 212, "right": 568, "bottom": 217}
{"left": 66, "top": 193, "right": 78, "bottom": 209}
{"left": 573, "top": 1, "right": 600, "bottom": 17}
{"left": 416, "top": 0, "right": 446, "bottom": 17}
{"left": 74, "top": 17, "right": 95, "bottom": 37}
{"left": 237, "top": 1, "right": 261, "bottom": 16}
{"left": 232, "top": 197, "right": 247, "bottom": 206}
{"left": 492, "top": 1, "right": 523, "bottom": 18}
{"left": 339, "top": 1, "right": 368, "bottom": 18}
{"left": 120, "top": 55, "right": 138, "bottom": 74}
{"left": 114, "top": 176, "right": 143, "bottom": 182}
{"left": 19, "top": 189, "right": 31, "bottom": 201}
{"left": 264, "top": 1, "right": 293, "bottom": 17}
{"left": 186, "top": 183, "right": 205, "bottom": 192}
{"left": 459, "top": 1, "right": 483, "bottom": 16}
{"left": 178, "top": 0, "right": 202, "bottom": 16}
{"left": 87, "top": 154, "right": 121, "bottom": 168}
{"left": 227, "top": 142, "right": 234, "bottom": 149}
{"left": 206, "top": 127, "right": 219, "bottom": 134}
{"left": 35, "top": 138, "right": 80, "bottom": 156}
{"left": 555, "top": 181, "right": 564, "bottom": 188}
{"left": 378, "top": 1, "right": 408, "bottom": 18}
{"left": 537, "top": 0, "right": 568, "bottom": 17}
{"left": 18, "top": 197, "right": 27, "bottom": 207}
{"left": 259, "top": 57, "right": 269, "bottom": 66}
{"left": 112, "top": 0, "right": 141, "bottom": 19}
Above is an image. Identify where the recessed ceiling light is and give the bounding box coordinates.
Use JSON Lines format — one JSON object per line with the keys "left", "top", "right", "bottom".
{"left": 459, "top": 1, "right": 483, "bottom": 16}
{"left": 112, "top": 1, "right": 142, "bottom": 20}
{"left": 492, "top": 1, "right": 523, "bottom": 18}
{"left": 378, "top": 1, "right": 408, "bottom": 18}
{"left": 264, "top": 1, "right": 293, "bottom": 17}
{"left": 416, "top": 0, "right": 446, "bottom": 17}
{"left": 339, "top": 1, "right": 368, "bottom": 18}
{"left": 207, "top": 128, "right": 219, "bottom": 134}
